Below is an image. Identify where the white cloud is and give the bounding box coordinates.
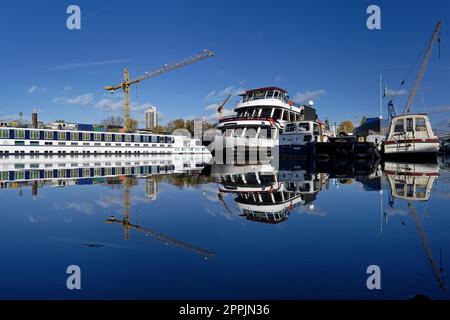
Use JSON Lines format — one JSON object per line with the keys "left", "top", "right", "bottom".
{"left": 428, "top": 105, "right": 450, "bottom": 114}
{"left": 274, "top": 76, "right": 282, "bottom": 83}
{"left": 63, "top": 86, "right": 73, "bottom": 92}
{"left": 384, "top": 88, "right": 408, "bottom": 97}
{"left": 96, "top": 97, "right": 156, "bottom": 113}
{"left": 204, "top": 85, "right": 245, "bottom": 102}
{"left": 54, "top": 93, "right": 94, "bottom": 106}
{"left": 54, "top": 202, "right": 95, "bottom": 215}
{"left": 28, "top": 85, "right": 47, "bottom": 94}
{"left": 204, "top": 103, "right": 220, "bottom": 112}
{"left": 293, "top": 89, "right": 326, "bottom": 104}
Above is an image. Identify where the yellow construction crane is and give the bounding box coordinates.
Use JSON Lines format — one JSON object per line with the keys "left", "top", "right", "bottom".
{"left": 104, "top": 50, "right": 215, "bottom": 132}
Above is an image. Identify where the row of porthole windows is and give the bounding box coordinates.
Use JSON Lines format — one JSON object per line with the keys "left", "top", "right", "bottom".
{"left": 0, "top": 129, "right": 174, "bottom": 144}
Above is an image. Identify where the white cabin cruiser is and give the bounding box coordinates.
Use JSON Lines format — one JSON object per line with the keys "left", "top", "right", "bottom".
{"left": 382, "top": 114, "right": 439, "bottom": 158}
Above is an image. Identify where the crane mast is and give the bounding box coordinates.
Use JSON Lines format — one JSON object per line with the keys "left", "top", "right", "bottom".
{"left": 403, "top": 20, "right": 442, "bottom": 115}
{"left": 104, "top": 50, "right": 215, "bottom": 132}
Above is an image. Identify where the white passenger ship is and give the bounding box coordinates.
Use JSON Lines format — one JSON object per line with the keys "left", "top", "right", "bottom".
{"left": 215, "top": 87, "right": 317, "bottom": 149}
{"left": 0, "top": 126, "right": 210, "bottom": 156}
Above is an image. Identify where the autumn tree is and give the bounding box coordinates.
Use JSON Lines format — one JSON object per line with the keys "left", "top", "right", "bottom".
{"left": 337, "top": 120, "right": 355, "bottom": 134}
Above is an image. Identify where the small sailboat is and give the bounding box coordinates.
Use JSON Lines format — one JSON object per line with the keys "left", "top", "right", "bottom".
{"left": 382, "top": 20, "right": 442, "bottom": 160}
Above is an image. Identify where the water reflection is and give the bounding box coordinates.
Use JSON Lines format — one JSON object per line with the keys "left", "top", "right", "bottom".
{"left": 0, "top": 153, "right": 449, "bottom": 299}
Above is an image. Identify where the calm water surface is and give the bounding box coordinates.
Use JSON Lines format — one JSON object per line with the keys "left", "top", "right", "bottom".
{"left": 0, "top": 154, "right": 449, "bottom": 300}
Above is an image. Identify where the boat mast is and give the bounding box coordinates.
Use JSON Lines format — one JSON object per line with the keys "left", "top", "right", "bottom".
{"left": 379, "top": 74, "right": 383, "bottom": 119}
{"left": 403, "top": 20, "right": 442, "bottom": 115}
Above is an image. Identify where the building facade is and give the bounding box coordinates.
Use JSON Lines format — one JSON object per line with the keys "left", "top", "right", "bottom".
{"left": 145, "top": 107, "right": 158, "bottom": 131}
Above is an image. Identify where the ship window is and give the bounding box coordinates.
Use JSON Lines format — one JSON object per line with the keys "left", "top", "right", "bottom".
{"left": 415, "top": 118, "right": 427, "bottom": 131}
{"left": 283, "top": 111, "right": 289, "bottom": 121}
{"left": 70, "top": 132, "right": 79, "bottom": 141}
{"left": 313, "top": 124, "right": 320, "bottom": 135}
{"left": 254, "top": 91, "right": 266, "bottom": 100}
{"left": 298, "top": 123, "right": 310, "bottom": 132}
{"left": 0, "top": 129, "right": 9, "bottom": 138}
{"left": 94, "top": 133, "right": 102, "bottom": 141}
{"left": 104, "top": 134, "right": 112, "bottom": 142}
{"left": 30, "top": 141, "right": 39, "bottom": 146}
{"left": 125, "top": 135, "right": 132, "bottom": 142}
{"left": 394, "top": 120, "right": 404, "bottom": 133}
{"left": 57, "top": 132, "right": 65, "bottom": 140}
{"left": 14, "top": 130, "right": 25, "bottom": 139}
{"left": 406, "top": 118, "right": 414, "bottom": 131}
{"left": 82, "top": 133, "right": 91, "bottom": 141}
{"left": 285, "top": 123, "right": 297, "bottom": 133}
{"left": 44, "top": 131, "right": 53, "bottom": 140}
{"left": 260, "top": 108, "right": 272, "bottom": 118}
{"left": 30, "top": 131, "right": 40, "bottom": 140}
{"left": 274, "top": 91, "right": 279, "bottom": 99}
{"left": 265, "top": 91, "right": 274, "bottom": 99}
{"left": 272, "top": 109, "right": 282, "bottom": 120}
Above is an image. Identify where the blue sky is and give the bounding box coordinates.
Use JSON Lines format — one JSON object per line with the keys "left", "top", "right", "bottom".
{"left": 0, "top": 0, "right": 449, "bottom": 129}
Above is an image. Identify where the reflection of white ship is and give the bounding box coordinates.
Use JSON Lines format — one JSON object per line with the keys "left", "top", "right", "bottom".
{"left": 212, "top": 162, "right": 323, "bottom": 224}
{"left": 384, "top": 162, "right": 439, "bottom": 201}
{"left": 0, "top": 154, "right": 211, "bottom": 186}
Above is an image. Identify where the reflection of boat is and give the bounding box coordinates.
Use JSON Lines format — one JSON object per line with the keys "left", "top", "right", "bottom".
{"left": 384, "top": 162, "right": 439, "bottom": 201}
{"left": 211, "top": 162, "right": 278, "bottom": 194}
{"left": 214, "top": 87, "right": 316, "bottom": 149}
{"left": 212, "top": 161, "right": 322, "bottom": 224}
{"left": 0, "top": 154, "right": 211, "bottom": 190}
{"left": 384, "top": 161, "right": 445, "bottom": 292}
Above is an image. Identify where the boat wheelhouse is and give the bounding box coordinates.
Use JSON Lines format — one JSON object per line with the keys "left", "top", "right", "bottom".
{"left": 215, "top": 87, "right": 317, "bottom": 149}
{"left": 383, "top": 114, "right": 439, "bottom": 158}
{"left": 279, "top": 121, "right": 333, "bottom": 157}
{"left": 0, "top": 126, "right": 210, "bottom": 156}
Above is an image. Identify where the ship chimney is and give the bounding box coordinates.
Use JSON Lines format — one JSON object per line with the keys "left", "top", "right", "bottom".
{"left": 32, "top": 109, "right": 38, "bottom": 129}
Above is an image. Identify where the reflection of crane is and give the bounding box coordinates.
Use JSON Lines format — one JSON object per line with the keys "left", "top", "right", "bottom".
{"left": 105, "top": 215, "right": 215, "bottom": 259}
{"left": 104, "top": 50, "right": 215, "bottom": 132}
{"left": 105, "top": 177, "right": 215, "bottom": 258}
{"left": 407, "top": 201, "right": 446, "bottom": 292}
{"left": 217, "top": 94, "right": 232, "bottom": 120}
{"left": 218, "top": 191, "right": 233, "bottom": 215}
{"left": 403, "top": 20, "right": 442, "bottom": 115}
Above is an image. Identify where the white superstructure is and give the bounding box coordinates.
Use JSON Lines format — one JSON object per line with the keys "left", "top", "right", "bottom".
{"left": 0, "top": 126, "right": 210, "bottom": 156}
{"left": 215, "top": 87, "right": 316, "bottom": 149}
